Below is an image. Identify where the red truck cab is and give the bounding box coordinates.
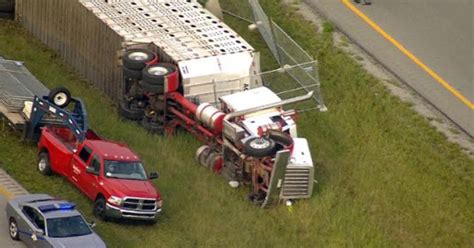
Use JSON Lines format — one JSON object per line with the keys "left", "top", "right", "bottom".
{"left": 37, "top": 126, "right": 162, "bottom": 222}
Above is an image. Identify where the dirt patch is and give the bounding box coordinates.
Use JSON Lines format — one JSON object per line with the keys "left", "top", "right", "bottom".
{"left": 283, "top": 0, "right": 474, "bottom": 158}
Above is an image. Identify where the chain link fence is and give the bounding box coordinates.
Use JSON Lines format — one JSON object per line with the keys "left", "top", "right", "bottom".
{"left": 248, "top": 0, "right": 326, "bottom": 111}
{"left": 191, "top": 62, "right": 321, "bottom": 111}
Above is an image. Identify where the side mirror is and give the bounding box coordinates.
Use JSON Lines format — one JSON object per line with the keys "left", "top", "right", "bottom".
{"left": 86, "top": 166, "right": 98, "bottom": 175}
{"left": 31, "top": 230, "right": 44, "bottom": 241}
{"left": 149, "top": 172, "right": 159, "bottom": 180}
{"left": 89, "top": 221, "right": 96, "bottom": 229}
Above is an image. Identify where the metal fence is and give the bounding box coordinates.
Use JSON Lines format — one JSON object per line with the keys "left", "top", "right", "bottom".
{"left": 191, "top": 61, "right": 321, "bottom": 111}
{"left": 248, "top": 0, "right": 327, "bottom": 111}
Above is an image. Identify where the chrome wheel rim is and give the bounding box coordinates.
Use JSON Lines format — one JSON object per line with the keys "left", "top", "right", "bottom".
{"left": 38, "top": 158, "right": 46, "bottom": 171}
{"left": 9, "top": 221, "right": 17, "bottom": 238}
{"left": 53, "top": 92, "right": 68, "bottom": 106}
{"left": 148, "top": 66, "right": 168, "bottom": 76}
{"left": 249, "top": 138, "right": 270, "bottom": 149}
{"left": 128, "top": 51, "right": 149, "bottom": 61}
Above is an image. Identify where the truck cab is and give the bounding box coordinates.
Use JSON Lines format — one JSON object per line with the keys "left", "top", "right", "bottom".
{"left": 219, "top": 87, "right": 315, "bottom": 204}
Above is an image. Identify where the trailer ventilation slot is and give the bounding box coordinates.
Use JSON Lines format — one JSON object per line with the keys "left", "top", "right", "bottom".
{"left": 281, "top": 167, "right": 312, "bottom": 199}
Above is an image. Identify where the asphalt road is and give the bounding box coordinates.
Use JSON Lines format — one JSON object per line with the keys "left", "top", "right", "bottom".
{"left": 0, "top": 195, "right": 26, "bottom": 247}
{"left": 305, "top": 0, "right": 474, "bottom": 136}
{"left": 0, "top": 169, "right": 28, "bottom": 248}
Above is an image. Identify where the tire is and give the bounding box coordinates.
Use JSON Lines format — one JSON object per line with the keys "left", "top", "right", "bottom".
{"left": 123, "top": 66, "right": 142, "bottom": 80}
{"left": 141, "top": 63, "right": 177, "bottom": 93}
{"left": 38, "top": 152, "right": 52, "bottom": 176}
{"left": 268, "top": 130, "right": 293, "bottom": 147}
{"left": 141, "top": 117, "right": 164, "bottom": 135}
{"left": 48, "top": 87, "right": 71, "bottom": 108}
{"left": 123, "top": 49, "right": 156, "bottom": 70}
{"left": 244, "top": 137, "right": 276, "bottom": 158}
{"left": 0, "top": 0, "right": 14, "bottom": 12}
{"left": 195, "top": 145, "right": 211, "bottom": 164}
{"left": 8, "top": 218, "right": 20, "bottom": 241}
{"left": 207, "top": 153, "right": 222, "bottom": 172}
{"left": 93, "top": 197, "right": 108, "bottom": 221}
{"left": 118, "top": 100, "right": 144, "bottom": 120}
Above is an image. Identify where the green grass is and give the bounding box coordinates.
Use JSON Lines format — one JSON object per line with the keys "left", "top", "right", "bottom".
{"left": 0, "top": 0, "right": 473, "bottom": 247}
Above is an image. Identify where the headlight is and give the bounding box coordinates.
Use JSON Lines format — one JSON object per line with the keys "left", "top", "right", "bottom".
{"left": 107, "top": 196, "right": 123, "bottom": 206}
{"left": 156, "top": 199, "right": 163, "bottom": 208}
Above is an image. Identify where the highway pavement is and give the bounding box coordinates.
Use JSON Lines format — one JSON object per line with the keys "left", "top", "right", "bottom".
{"left": 305, "top": 0, "right": 474, "bottom": 136}
{"left": 0, "top": 168, "right": 28, "bottom": 247}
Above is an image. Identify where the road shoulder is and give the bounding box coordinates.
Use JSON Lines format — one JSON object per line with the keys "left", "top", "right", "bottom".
{"left": 293, "top": 0, "right": 474, "bottom": 157}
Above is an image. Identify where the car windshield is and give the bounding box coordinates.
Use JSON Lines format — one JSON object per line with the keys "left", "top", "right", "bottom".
{"left": 47, "top": 216, "right": 92, "bottom": 238}
{"left": 104, "top": 160, "right": 147, "bottom": 180}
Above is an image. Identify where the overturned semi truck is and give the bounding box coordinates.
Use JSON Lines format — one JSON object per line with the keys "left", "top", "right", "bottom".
{"left": 15, "top": 0, "right": 323, "bottom": 207}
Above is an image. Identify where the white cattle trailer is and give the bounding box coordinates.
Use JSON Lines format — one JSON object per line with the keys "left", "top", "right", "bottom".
{"left": 80, "top": 0, "right": 261, "bottom": 104}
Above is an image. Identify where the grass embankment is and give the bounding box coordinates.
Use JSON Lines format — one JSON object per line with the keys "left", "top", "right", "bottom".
{"left": 0, "top": 0, "right": 472, "bottom": 247}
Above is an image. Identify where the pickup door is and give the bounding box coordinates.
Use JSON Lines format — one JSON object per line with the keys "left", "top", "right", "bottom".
{"left": 71, "top": 146, "right": 101, "bottom": 200}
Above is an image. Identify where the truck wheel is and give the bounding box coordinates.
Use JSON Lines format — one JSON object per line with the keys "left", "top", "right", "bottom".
{"left": 38, "top": 152, "right": 52, "bottom": 176}
{"left": 48, "top": 87, "right": 71, "bottom": 108}
{"left": 141, "top": 63, "right": 178, "bottom": 93}
{"left": 207, "top": 153, "right": 223, "bottom": 173}
{"left": 244, "top": 137, "right": 276, "bottom": 158}
{"left": 123, "top": 49, "right": 156, "bottom": 70}
{"left": 123, "top": 66, "right": 142, "bottom": 80}
{"left": 118, "top": 99, "right": 144, "bottom": 120}
{"left": 8, "top": 218, "right": 20, "bottom": 241}
{"left": 141, "top": 117, "right": 164, "bottom": 135}
{"left": 195, "top": 145, "right": 211, "bottom": 165}
{"left": 93, "top": 197, "right": 108, "bottom": 221}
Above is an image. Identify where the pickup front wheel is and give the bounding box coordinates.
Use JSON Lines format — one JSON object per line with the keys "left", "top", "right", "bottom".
{"left": 94, "top": 197, "right": 108, "bottom": 221}
{"left": 38, "top": 152, "right": 52, "bottom": 176}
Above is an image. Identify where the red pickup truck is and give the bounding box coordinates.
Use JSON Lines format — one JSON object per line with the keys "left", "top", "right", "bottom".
{"left": 37, "top": 126, "right": 162, "bottom": 222}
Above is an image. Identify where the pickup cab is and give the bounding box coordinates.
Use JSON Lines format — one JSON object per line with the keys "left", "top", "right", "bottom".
{"left": 37, "top": 126, "right": 162, "bottom": 222}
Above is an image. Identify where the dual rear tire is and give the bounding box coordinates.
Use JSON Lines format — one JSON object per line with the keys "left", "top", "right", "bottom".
{"left": 123, "top": 48, "right": 179, "bottom": 93}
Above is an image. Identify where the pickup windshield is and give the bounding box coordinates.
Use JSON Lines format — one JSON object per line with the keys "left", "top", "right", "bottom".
{"left": 47, "top": 216, "right": 92, "bottom": 238}
{"left": 104, "top": 160, "right": 147, "bottom": 180}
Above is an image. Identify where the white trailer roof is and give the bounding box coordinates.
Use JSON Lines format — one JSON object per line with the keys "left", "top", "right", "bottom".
{"left": 80, "top": 0, "right": 254, "bottom": 62}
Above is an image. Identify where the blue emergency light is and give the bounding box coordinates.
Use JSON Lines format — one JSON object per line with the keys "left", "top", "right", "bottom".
{"left": 38, "top": 202, "right": 76, "bottom": 212}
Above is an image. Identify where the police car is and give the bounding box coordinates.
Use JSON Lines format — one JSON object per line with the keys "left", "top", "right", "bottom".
{"left": 6, "top": 194, "right": 106, "bottom": 248}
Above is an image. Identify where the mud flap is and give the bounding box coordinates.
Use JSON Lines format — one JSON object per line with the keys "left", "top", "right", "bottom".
{"left": 261, "top": 149, "right": 290, "bottom": 208}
